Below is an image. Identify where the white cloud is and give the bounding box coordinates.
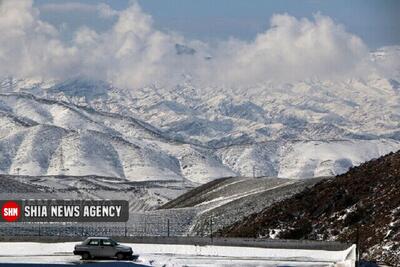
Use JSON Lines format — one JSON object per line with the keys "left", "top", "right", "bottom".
{"left": 195, "top": 13, "right": 372, "bottom": 86}
{"left": 40, "top": 2, "right": 97, "bottom": 13}
{"left": 70, "top": 2, "right": 182, "bottom": 87}
{"left": 0, "top": 0, "right": 77, "bottom": 79}
{"left": 40, "top": 2, "right": 118, "bottom": 19}
{"left": 97, "top": 3, "right": 119, "bottom": 18}
{"left": 0, "top": 0, "right": 396, "bottom": 88}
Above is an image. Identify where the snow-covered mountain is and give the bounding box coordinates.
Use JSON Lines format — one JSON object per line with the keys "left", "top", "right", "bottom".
{"left": 0, "top": 92, "right": 235, "bottom": 184}
{"left": 0, "top": 47, "right": 399, "bottom": 182}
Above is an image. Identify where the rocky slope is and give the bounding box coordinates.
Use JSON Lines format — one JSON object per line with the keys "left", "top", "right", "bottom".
{"left": 159, "top": 176, "right": 325, "bottom": 236}
{"left": 220, "top": 150, "right": 400, "bottom": 265}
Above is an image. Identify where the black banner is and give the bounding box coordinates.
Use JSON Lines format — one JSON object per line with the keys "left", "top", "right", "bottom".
{"left": 0, "top": 200, "right": 129, "bottom": 222}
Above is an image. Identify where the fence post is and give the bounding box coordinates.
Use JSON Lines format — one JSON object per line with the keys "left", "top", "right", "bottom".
{"left": 253, "top": 220, "right": 257, "bottom": 239}
{"left": 144, "top": 217, "right": 147, "bottom": 236}
{"left": 356, "top": 226, "right": 360, "bottom": 267}
{"left": 125, "top": 222, "right": 127, "bottom": 237}
{"left": 210, "top": 216, "right": 213, "bottom": 243}
{"left": 167, "top": 219, "right": 170, "bottom": 237}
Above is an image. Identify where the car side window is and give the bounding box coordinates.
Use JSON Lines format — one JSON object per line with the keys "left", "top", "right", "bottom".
{"left": 101, "top": 240, "right": 113, "bottom": 246}
{"left": 88, "top": 239, "right": 99, "bottom": 246}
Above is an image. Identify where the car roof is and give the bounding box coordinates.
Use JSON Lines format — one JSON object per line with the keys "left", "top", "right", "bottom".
{"left": 86, "top": 237, "right": 112, "bottom": 240}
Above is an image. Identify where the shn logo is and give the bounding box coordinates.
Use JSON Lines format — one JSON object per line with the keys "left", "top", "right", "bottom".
{"left": 1, "top": 201, "right": 21, "bottom": 222}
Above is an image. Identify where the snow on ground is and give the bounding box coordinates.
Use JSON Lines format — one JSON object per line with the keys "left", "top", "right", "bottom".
{"left": 0, "top": 242, "right": 355, "bottom": 267}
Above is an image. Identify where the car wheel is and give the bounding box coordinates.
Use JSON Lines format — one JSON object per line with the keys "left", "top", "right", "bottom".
{"left": 116, "top": 252, "right": 125, "bottom": 260}
{"left": 81, "top": 252, "right": 91, "bottom": 260}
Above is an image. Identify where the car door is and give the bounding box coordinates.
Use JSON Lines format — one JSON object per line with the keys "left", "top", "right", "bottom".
{"left": 87, "top": 239, "right": 100, "bottom": 257}
{"left": 100, "top": 239, "right": 116, "bottom": 258}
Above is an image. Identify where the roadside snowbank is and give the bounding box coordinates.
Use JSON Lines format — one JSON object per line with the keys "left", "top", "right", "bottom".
{"left": 0, "top": 241, "right": 356, "bottom": 266}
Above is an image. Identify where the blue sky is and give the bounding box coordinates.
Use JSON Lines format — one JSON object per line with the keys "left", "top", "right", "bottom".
{"left": 34, "top": 0, "right": 400, "bottom": 49}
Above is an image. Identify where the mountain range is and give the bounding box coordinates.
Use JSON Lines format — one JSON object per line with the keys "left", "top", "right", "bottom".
{"left": 0, "top": 46, "right": 399, "bottom": 184}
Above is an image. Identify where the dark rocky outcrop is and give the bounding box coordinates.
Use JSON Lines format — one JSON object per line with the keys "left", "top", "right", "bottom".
{"left": 220, "top": 150, "right": 400, "bottom": 265}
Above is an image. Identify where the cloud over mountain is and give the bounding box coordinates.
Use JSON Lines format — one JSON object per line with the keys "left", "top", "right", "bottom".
{"left": 196, "top": 13, "right": 370, "bottom": 85}
{"left": 0, "top": 0, "right": 396, "bottom": 88}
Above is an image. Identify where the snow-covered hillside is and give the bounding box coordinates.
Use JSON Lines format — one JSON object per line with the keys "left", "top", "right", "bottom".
{"left": 0, "top": 93, "right": 235, "bottom": 183}
{"left": 159, "top": 176, "right": 325, "bottom": 236}
{"left": 0, "top": 47, "right": 399, "bottom": 182}
{"left": 217, "top": 139, "right": 400, "bottom": 178}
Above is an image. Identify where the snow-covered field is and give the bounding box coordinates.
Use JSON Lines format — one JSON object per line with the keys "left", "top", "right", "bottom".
{"left": 0, "top": 242, "right": 356, "bottom": 267}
